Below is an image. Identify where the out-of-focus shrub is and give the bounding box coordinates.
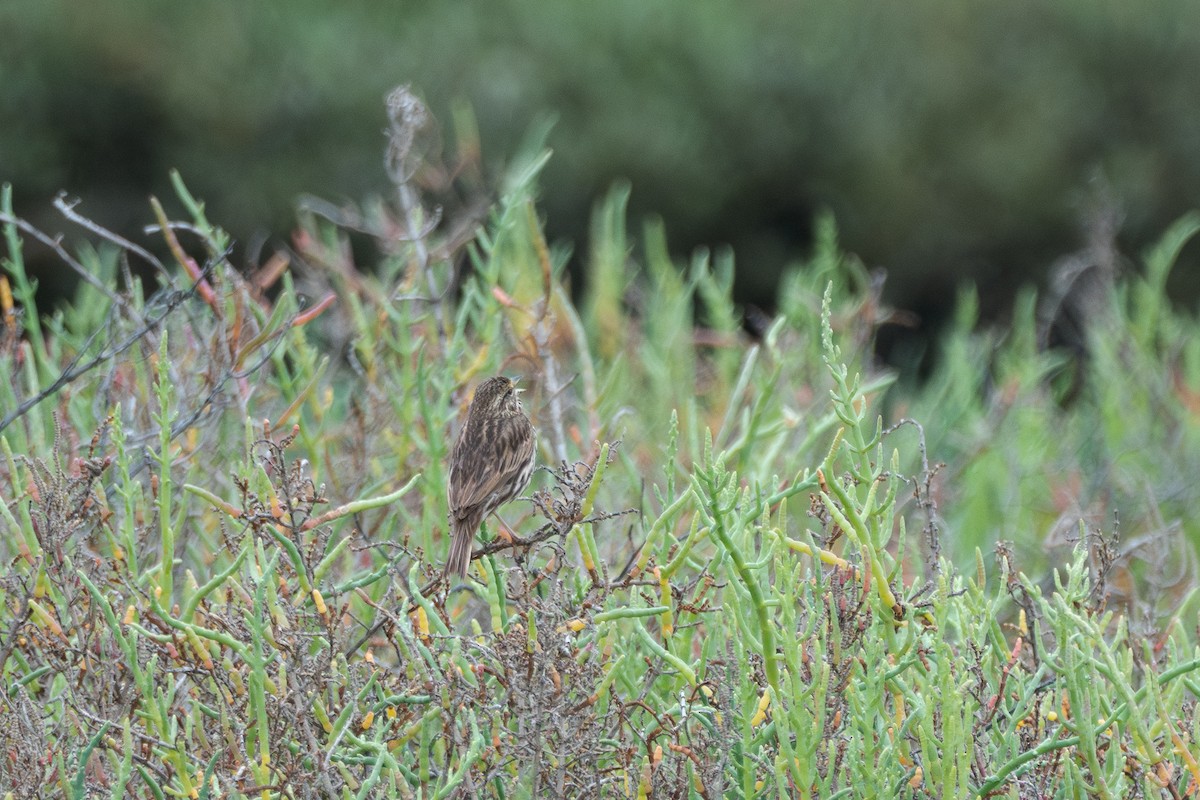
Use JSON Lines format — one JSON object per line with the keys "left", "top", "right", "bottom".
{"left": 3, "top": 0, "right": 1199, "bottom": 316}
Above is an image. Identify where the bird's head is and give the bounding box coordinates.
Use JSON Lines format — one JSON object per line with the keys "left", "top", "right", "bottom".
{"left": 470, "top": 376, "right": 524, "bottom": 417}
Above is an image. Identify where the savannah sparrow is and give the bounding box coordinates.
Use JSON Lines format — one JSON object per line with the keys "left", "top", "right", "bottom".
{"left": 445, "top": 376, "right": 536, "bottom": 578}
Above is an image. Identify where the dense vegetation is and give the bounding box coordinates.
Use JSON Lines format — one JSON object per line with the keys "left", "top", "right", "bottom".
{"left": 2, "top": 91, "right": 1200, "bottom": 798}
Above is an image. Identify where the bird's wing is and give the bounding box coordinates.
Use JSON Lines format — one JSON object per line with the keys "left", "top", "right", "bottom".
{"left": 447, "top": 415, "right": 534, "bottom": 513}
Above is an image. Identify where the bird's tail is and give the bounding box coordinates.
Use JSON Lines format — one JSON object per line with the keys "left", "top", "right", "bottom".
{"left": 444, "top": 521, "right": 475, "bottom": 579}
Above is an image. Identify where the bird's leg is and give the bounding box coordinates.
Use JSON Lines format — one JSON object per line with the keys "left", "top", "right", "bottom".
{"left": 488, "top": 511, "right": 524, "bottom": 544}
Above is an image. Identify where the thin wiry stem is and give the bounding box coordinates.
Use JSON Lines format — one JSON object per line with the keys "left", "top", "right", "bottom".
{"left": 385, "top": 85, "right": 446, "bottom": 341}
{"left": 54, "top": 192, "right": 170, "bottom": 280}
{"left": 533, "top": 308, "right": 571, "bottom": 466}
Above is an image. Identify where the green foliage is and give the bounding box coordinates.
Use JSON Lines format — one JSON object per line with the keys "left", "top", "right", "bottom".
{"left": 901, "top": 213, "right": 1200, "bottom": 613}
{"left": 3, "top": 102, "right": 1200, "bottom": 798}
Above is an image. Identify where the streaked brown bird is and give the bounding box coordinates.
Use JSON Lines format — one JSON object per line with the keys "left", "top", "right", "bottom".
{"left": 445, "top": 376, "right": 536, "bottom": 578}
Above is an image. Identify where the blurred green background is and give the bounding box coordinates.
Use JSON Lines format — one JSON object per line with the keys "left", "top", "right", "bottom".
{"left": 4, "top": 0, "right": 1199, "bottom": 335}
